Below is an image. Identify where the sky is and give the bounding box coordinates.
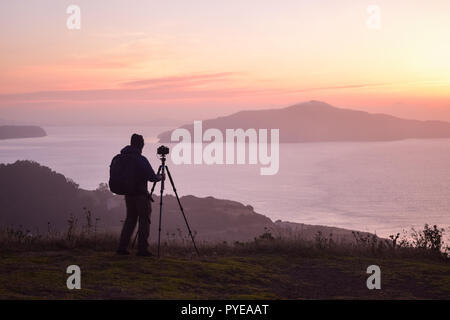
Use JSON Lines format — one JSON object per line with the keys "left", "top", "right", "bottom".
{"left": 0, "top": 0, "right": 449, "bottom": 124}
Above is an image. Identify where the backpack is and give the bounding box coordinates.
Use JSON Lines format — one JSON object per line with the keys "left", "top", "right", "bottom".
{"left": 109, "top": 154, "right": 139, "bottom": 195}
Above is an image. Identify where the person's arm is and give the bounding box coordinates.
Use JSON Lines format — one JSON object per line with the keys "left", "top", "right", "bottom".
{"left": 140, "top": 156, "right": 162, "bottom": 182}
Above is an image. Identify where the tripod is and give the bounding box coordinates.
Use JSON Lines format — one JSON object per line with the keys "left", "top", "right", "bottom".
{"left": 132, "top": 154, "right": 200, "bottom": 258}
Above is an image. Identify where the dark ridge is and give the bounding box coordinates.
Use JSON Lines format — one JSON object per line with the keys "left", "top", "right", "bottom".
{"left": 0, "top": 161, "right": 368, "bottom": 242}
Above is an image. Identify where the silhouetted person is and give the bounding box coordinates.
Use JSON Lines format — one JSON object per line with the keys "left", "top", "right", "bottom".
{"left": 116, "top": 134, "right": 161, "bottom": 256}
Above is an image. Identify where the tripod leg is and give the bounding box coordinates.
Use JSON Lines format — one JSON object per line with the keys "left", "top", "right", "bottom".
{"left": 132, "top": 165, "right": 161, "bottom": 249}
{"left": 157, "top": 164, "right": 166, "bottom": 258}
{"left": 165, "top": 166, "right": 200, "bottom": 257}
{"left": 149, "top": 165, "right": 162, "bottom": 198}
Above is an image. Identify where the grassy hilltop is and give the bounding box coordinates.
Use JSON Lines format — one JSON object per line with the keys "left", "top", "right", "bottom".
{"left": 0, "top": 231, "right": 449, "bottom": 300}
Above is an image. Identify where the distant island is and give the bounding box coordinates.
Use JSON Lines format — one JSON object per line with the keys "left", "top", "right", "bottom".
{"left": 158, "top": 101, "right": 450, "bottom": 143}
{"left": 0, "top": 125, "right": 47, "bottom": 140}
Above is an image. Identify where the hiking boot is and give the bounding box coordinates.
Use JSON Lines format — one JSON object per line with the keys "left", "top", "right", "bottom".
{"left": 116, "top": 249, "right": 130, "bottom": 255}
{"left": 136, "top": 250, "right": 153, "bottom": 257}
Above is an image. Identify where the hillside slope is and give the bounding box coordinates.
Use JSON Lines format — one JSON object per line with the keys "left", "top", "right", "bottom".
{"left": 0, "top": 161, "right": 366, "bottom": 243}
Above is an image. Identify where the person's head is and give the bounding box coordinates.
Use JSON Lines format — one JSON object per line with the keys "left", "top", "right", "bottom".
{"left": 130, "top": 133, "right": 144, "bottom": 151}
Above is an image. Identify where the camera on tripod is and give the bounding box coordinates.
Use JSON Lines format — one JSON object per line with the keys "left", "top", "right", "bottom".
{"left": 157, "top": 145, "right": 169, "bottom": 156}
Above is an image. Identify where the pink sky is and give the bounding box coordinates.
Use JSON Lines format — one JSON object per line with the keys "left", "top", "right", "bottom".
{"left": 0, "top": 0, "right": 449, "bottom": 124}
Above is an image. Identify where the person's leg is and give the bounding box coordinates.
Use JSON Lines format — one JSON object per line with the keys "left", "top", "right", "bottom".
{"left": 118, "top": 195, "right": 138, "bottom": 252}
{"left": 136, "top": 195, "right": 151, "bottom": 254}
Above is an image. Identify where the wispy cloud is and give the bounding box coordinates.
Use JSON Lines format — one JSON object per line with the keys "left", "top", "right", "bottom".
{"left": 122, "top": 72, "right": 240, "bottom": 87}
{"left": 0, "top": 78, "right": 397, "bottom": 105}
{"left": 282, "top": 82, "right": 391, "bottom": 95}
{"left": 58, "top": 34, "right": 175, "bottom": 70}
{"left": 0, "top": 72, "right": 243, "bottom": 103}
